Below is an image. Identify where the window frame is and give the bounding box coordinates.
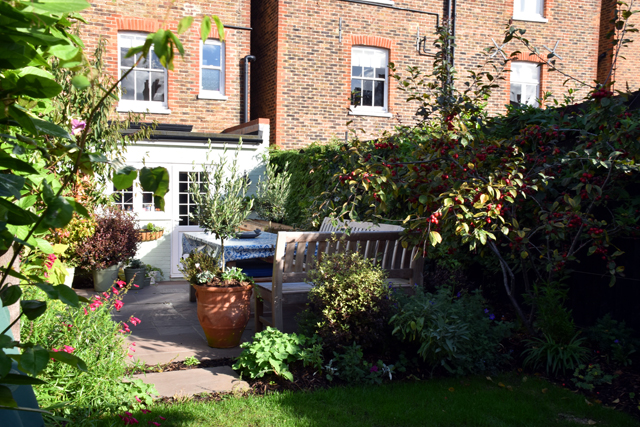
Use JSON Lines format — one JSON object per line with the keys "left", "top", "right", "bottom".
{"left": 349, "top": 46, "right": 391, "bottom": 117}
{"left": 111, "top": 180, "right": 166, "bottom": 219}
{"left": 117, "top": 32, "right": 170, "bottom": 114}
{"left": 509, "top": 61, "right": 541, "bottom": 107}
{"left": 513, "top": 0, "right": 548, "bottom": 23}
{"left": 198, "top": 39, "right": 227, "bottom": 101}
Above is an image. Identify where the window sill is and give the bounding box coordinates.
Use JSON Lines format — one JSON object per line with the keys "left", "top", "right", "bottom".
{"left": 197, "top": 93, "right": 228, "bottom": 101}
{"left": 512, "top": 15, "right": 548, "bottom": 23}
{"left": 357, "top": 0, "right": 395, "bottom": 5}
{"left": 117, "top": 105, "right": 172, "bottom": 115}
{"left": 349, "top": 108, "right": 392, "bottom": 118}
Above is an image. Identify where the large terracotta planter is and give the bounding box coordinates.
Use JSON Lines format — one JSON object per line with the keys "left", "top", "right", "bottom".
{"left": 193, "top": 283, "right": 253, "bottom": 348}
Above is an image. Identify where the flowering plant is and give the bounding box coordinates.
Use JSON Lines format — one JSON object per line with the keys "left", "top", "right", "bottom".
{"left": 75, "top": 206, "right": 140, "bottom": 270}
{"left": 47, "top": 214, "right": 97, "bottom": 267}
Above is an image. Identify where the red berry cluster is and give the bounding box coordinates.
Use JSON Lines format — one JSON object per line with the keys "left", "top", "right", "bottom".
{"left": 591, "top": 89, "right": 613, "bottom": 100}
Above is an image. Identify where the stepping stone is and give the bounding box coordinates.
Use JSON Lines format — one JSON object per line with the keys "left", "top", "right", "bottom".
{"left": 132, "top": 366, "right": 249, "bottom": 398}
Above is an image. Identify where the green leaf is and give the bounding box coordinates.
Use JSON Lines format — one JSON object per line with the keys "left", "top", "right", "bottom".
{"left": 0, "top": 267, "right": 30, "bottom": 282}
{"left": 112, "top": 166, "right": 138, "bottom": 190}
{"left": 0, "top": 175, "right": 25, "bottom": 199}
{"left": 0, "top": 286, "right": 21, "bottom": 307}
{"left": 0, "top": 385, "right": 17, "bottom": 407}
{"left": 178, "top": 16, "right": 194, "bottom": 35}
{"left": 42, "top": 196, "right": 73, "bottom": 229}
{"left": 212, "top": 15, "right": 225, "bottom": 42}
{"left": 418, "top": 195, "right": 428, "bottom": 205}
{"left": 0, "top": 198, "right": 39, "bottom": 225}
{"left": 53, "top": 285, "right": 79, "bottom": 307}
{"left": 18, "top": 346, "right": 49, "bottom": 376}
{"left": 16, "top": 67, "right": 63, "bottom": 98}
{"left": 48, "top": 44, "right": 80, "bottom": 60}
{"left": 0, "top": 373, "right": 45, "bottom": 385}
{"left": 428, "top": 230, "right": 442, "bottom": 246}
{"left": 33, "top": 282, "right": 59, "bottom": 299}
{"left": 70, "top": 74, "right": 90, "bottom": 90}
{"left": 33, "top": 237, "right": 53, "bottom": 254}
{"left": 25, "top": 0, "right": 90, "bottom": 13}
{"left": 140, "top": 167, "right": 170, "bottom": 197}
{"left": 201, "top": 15, "right": 212, "bottom": 43}
{"left": 48, "top": 350, "right": 87, "bottom": 372}
{"left": 20, "top": 300, "right": 47, "bottom": 321}
{"left": 0, "top": 352, "right": 12, "bottom": 378}
{"left": 65, "top": 198, "right": 89, "bottom": 217}
{"left": 31, "top": 117, "right": 71, "bottom": 139}
{"left": 0, "top": 154, "right": 38, "bottom": 174}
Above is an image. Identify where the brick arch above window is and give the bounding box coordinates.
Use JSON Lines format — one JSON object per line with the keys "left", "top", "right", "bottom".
{"left": 343, "top": 35, "right": 396, "bottom": 114}
{"left": 116, "top": 17, "right": 163, "bottom": 33}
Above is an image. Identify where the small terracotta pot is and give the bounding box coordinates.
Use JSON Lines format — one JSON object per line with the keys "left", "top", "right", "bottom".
{"left": 193, "top": 283, "right": 253, "bottom": 348}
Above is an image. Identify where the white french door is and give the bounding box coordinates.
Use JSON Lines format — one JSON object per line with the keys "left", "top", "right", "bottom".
{"left": 170, "top": 166, "right": 206, "bottom": 277}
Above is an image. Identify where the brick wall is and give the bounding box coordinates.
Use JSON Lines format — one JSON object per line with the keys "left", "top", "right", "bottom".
{"left": 597, "top": 0, "right": 640, "bottom": 91}
{"left": 251, "top": 0, "right": 604, "bottom": 149}
{"left": 79, "top": 0, "right": 252, "bottom": 133}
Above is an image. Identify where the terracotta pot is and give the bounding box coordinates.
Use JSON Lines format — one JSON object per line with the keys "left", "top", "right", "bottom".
{"left": 193, "top": 283, "right": 253, "bottom": 348}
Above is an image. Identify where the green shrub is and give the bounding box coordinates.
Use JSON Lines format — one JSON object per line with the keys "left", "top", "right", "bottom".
{"left": 22, "top": 284, "right": 157, "bottom": 420}
{"left": 253, "top": 158, "right": 291, "bottom": 224}
{"left": 571, "top": 363, "right": 615, "bottom": 391}
{"left": 586, "top": 314, "right": 638, "bottom": 366}
{"left": 324, "top": 342, "right": 399, "bottom": 385}
{"left": 233, "top": 327, "right": 323, "bottom": 382}
{"left": 522, "top": 333, "right": 590, "bottom": 376}
{"left": 389, "top": 286, "right": 513, "bottom": 376}
{"left": 533, "top": 283, "right": 576, "bottom": 344}
{"left": 178, "top": 248, "right": 221, "bottom": 284}
{"left": 303, "top": 249, "right": 393, "bottom": 350}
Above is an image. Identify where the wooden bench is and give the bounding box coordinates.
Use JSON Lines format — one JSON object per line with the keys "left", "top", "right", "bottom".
{"left": 254, "top": 230, "right": 424, "bottom": 332}
{"left": 319, "top": 217, "right": 404, "bottom": 233}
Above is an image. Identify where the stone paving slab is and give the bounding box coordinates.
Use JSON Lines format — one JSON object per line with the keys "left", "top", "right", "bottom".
{"left": 133, "top": 366, "right": 249, "bottom": 397}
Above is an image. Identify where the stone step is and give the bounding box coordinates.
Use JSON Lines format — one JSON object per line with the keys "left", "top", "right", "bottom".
{"left": 132, "top": 366, "right": 249, "bottom": 398}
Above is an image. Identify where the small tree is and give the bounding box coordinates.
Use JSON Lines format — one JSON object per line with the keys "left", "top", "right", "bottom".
{"left": 189, "top": 145, "right": 253, "bottom": 270}
{"left": 253, "top": 158, "right": 291, "bottom": 224}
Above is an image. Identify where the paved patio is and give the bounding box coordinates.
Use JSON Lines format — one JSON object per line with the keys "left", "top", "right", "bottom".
{"left": 77, "top": 281, "right": 305, "bottom": 366}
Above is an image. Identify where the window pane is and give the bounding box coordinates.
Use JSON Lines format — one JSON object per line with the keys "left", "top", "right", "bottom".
{"left": 179, "top": 216, "right": 188, "bottom": 226}
{"left": 121, "top": 70, "right": 135, "bottom": 100}
{"left": 374, "top": 81, "right": 385, "bottom": 107}
{"left": 524, "top": 84, "right": 538, "bottom": 106}
{"left": 202, "top": 69, "right": 220, "bottom": 91}
{"left": 375, "top": 67, "right": 386, "bottom": 79}
{"left": 179, "top": 205, "right": 188, "bottom": 215}
{"left": 364, "top": 67, "right": 374, "bottom": 78}
{"left": 136, "top": 71, "right": 149, "bottom": 101}
{"left": 510, "top": 83, "right": 522, "bottom": 104}
{"left": 203, "top": 43, "right": 221, "bottom": 67}
{"left": 352, "top": 66, "right": 362, "bottom": 77}
{"left": 150, "top": 72, "right": 165, "bottom": 102}
{"left": 150, "top": 50, "right": 163, "bottom": 69}
{"left": 351, "top": 79, "right": 362, "bottom": 106}
{"left": 363, "top": 80, "right": 373, "bottom": 106}
{"left": 179, "top": 193, "right": 188, "bottom": 204}
{"left": 121, "top": 47, "right": 134, "bottom": 67}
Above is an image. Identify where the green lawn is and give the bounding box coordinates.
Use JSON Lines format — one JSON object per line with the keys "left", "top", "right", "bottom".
{"left": 104, "top": 372, "right": 639, "bottom": 426}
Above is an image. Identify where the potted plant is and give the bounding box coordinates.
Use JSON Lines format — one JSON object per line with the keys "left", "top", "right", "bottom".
{"left": 75, "top": 206, "right": 140, "bottom": 292}
{"left": 145, "top": 264, "right": 164, "bottom": 285}
{"left": 252, "top": 157, "right": 291, "bottom": 230}
{"left": 138, "top": 223, "right": 164, "bottom": 241}
{"left": 179, "top": 250, "right": 253, "bottom": 348}
{"left": 186, "top": 145, "right": 255, "bottom": 348}
{"left": 124, "top": 258, "right": 146, "bottom": 288}
{"left": 47, "top": 214, "right": 97, "bottom": 286}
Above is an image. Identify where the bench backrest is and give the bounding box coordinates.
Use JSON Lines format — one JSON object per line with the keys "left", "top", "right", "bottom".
{"left": 272, "top": 231, "right": 423, "bottom": 286}
{"left": 318, "top": 217, "right": 404, "bottom": 233}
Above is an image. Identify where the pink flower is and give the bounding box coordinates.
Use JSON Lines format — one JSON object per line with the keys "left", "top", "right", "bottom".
{"left": 125, "top": 411, "right": 133, "bottom": 416}
{"left": 71, "top": 119, "right": 86, "bottom": 136}
{"left": 130, "top": 316, "right": 141, "bottom": 326}
{"left": 83, "top": 308, "right": 88, "bottom": 315}
{"left": 63, "top": 345, "right": 75, "bottom": 354}
{"left": 44, "top": 272, "right": 49, "bottom": 278}
{"left": 135, "top": 396, "right": 142, "bottom": 403}
{"left": 117, "top": 280, "right": 126, "bottom": 288}
{"left": 133, "top": 284, "right": 139, "bottom": 288}
{"left": 102, "top": 292, "right": 110, "bottom": 299}
{"left": 148, "top": 422, "right": 161, "bottom": 426}
{"left": 141, "top": 409, "right": 151, "bottom": 414}
{"left": 112, "top": 288, "right": 119, "bottom": 295}
{"left": 159, "top": 417, "right": 166, "bottom": 421}
{"left": 51, "top": 348, "right": 59, "bottom": 352}
{"left": 114, "top": 300, "right": 124, "bottom": 311}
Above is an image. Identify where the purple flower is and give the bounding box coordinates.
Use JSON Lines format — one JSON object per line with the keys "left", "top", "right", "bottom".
{"left": 71, "top": 119, "right": 86, "bottom": 136}
{"left": 456, "top": 292, "right": 461, "bottom": 298}
{"left": 484, "top": 308, "right": 489, "bottom": 314}
{"left": 370, "top": 365, "right": 379, "bottom": 372}
{"left": 489, "top": 314, "right": 495, "bottom": 320}
{"left": 614, "top": 339, "right": 619, "bottom": 344}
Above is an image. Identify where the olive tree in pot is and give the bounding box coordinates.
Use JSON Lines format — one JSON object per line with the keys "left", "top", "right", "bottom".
{"left": 252, "top": 158, "right": 291, "bottom": 229}
{"left": 76, "top": 206, "right": 140, "bottom": 292}
{"left": 187, "top": 145, "right": 254, "bottom": 348}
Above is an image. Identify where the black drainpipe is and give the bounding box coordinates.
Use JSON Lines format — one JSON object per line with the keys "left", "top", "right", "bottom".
{"left": 243, "top": 55, "right": 256, "bottom": 123}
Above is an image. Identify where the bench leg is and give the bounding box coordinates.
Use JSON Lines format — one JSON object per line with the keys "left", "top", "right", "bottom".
{"left": 255, "top": 295, "right": 264, "bottom": 332}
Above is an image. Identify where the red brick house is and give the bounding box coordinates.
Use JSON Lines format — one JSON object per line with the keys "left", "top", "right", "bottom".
{"left": 250, "top": 0, "right": 637, "bottom": 149}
